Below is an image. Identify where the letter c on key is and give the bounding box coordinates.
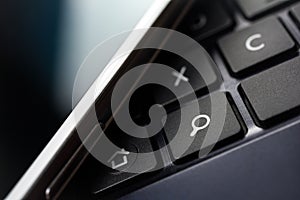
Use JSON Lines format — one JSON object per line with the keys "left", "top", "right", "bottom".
{"left": 245, "top": 33, "right": 265, "bottom": 52}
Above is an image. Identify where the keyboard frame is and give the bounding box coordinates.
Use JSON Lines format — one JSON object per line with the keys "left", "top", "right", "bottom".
{"left": 60, "top": 0, "right": 300, "bottom": 199}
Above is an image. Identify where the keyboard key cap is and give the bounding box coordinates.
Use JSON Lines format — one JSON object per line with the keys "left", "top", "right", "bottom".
{"left": 240, "top": 56, "right": 300, "bottom": 127}
{"left": 218, "top": 17, "right": 295, "bottom": 75}
{"left": 164, "top": 93, "right": 244, "bottom": 161}
{"left": 89, "top": 141, "right": 155, "bottom": 194}
{"left": 152, "top": 50, "right": 219, "bottom": 106}
{"left": 54, "top": 122, "right": 158, "bottom": 198}
{"left": 236, "top": 0, "right": 293, "bottom": 19}
{"left": 178, "top": 0, "right": 233, "bottom": 41}
{"left": 290, "top": 3, "right": 300, "bottom": 27}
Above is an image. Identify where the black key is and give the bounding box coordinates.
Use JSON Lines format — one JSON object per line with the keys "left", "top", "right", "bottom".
{"left": 54, "top": 122, "right": 158, "bottom": 199}
{"left": 90, "top": 142, "right": 155, "bottom": 195}
{"left": 236, "top": 0, "right": 293, "bottom": 19}
{"left": 218, "top": 17, "right": 295, "bottom": 75}
{"left": 89, "top": 118, "right": 159, "bottom": 193}
{"left": 45, "top": 105, "right": 159, "bottom": 198}
{"left": 152, "top": 50, "right": 219, "bottom": 106}
{"left": 178, "top": 1, "right": 233, "bottom": 41}
{"left": 291, "top": 3, "right": 300, "bottom": 27}
{"left": 164, "top": 93, "right": 244, "bottom": 161}
{"left": 240, "top": 56, "right": 300, "bottom": 127}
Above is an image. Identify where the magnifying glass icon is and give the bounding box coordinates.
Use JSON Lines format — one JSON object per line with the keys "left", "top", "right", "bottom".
{"left": 190, "top": 114, "right": 211, "bottom": 137}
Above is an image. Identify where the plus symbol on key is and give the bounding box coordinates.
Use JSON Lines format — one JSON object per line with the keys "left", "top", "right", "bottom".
{"left": 172, "top": 66, "right": 189, "bottom": 87}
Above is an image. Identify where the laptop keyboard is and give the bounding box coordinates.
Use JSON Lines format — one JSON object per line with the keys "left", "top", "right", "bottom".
{"left": 240, "top": 56, "right": 300, "bottom": 127}
{"left": 236, "top": 0, "right": 294, "bottom": 19}
{"left": 218, "top": 17, "right": 295, "bottom": 75}
{"left": 58, "top": 0, "right": 300, "bottom": 199}
{"left": 164, "top": 92, "right": 244, "bottom": 162}
{"left": 179, "top": 1, "right": 233, "bottom": 41}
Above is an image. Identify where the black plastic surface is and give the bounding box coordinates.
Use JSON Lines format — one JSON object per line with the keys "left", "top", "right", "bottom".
{"left": 121, "top": 122, "right": 300, "bottom": 200}
{"left": 218, "top": 17, "right": 295, "bottom": 75}
{"left": 236, "top": 0, "right": 292, "bottom": 19}
{"left": 241, "top": 56, "right": 300, "bottom": 127}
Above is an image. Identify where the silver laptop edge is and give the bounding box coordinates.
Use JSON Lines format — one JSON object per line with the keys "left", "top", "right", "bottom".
{"left": 6, "top": 0, "right": 170, "bottom": 199}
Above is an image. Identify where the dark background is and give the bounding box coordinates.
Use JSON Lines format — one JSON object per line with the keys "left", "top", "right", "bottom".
{"left": 0, "top": 0, "right": 64, "bottom": 197}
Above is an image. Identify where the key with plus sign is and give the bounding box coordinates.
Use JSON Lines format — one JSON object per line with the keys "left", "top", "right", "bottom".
{"left": 172, "top": 67, "right": 189, "bottom": 87}
{"left": 150, "top": 50, "right": 219, "bottom": 106}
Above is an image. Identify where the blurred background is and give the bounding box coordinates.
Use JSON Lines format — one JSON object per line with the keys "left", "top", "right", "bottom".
{"left": 0, "top": 0, "right": 154, "bottom": 198}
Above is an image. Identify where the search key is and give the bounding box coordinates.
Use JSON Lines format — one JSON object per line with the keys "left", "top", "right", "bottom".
{"left": 163, "top": 93, "right": 245, "bottom": 162}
